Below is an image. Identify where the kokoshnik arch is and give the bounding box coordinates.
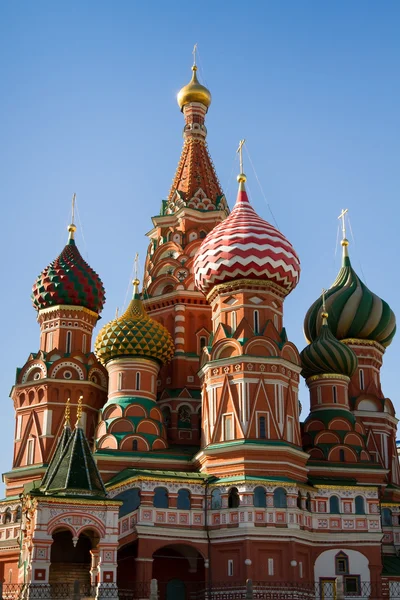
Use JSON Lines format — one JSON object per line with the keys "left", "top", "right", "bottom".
{"left": 0, "top": 55, "right": 399, "bottom": 598}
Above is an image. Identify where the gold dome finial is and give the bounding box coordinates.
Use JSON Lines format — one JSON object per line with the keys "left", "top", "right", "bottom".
{"left": 177, "top": 46, "right": 212, "bottom": 111}
{"left": 338, "top": 208, "right": 350, "bottom": 257}
{"left": 68, "top": 193, "right": 77, "bottom": 241}
{"left": 65, "top": 398, "right": 71, "bottom": 426}
{"left": 76, "top": 395, "right": 83, "bottom": 427}
{"left": 321, "top": 288, "right": 329, "bottom": 325}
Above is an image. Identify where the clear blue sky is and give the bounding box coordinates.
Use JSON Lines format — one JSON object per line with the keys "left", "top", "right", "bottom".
{"left": 1, "top": 1, "right": 399, "bottom": 489}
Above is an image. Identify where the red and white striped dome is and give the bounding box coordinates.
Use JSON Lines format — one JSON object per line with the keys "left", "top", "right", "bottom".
{"left": 194, "top": 178, "right": 300, "bottom": 296}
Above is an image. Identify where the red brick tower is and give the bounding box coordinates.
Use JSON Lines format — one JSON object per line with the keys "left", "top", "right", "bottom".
{"left": 193, "top": 157, "right": 309, "bottom": 481}
{"left": 143, "top": 61, "right": 229, "bottom": 446}
{"left": 6, "top": 211, "right": 108, "bottom": 497}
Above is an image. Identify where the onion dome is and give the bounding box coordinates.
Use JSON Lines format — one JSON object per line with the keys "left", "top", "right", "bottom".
{"left": 300, "top": 311, "right": 358, "bottom": 380}
{"left": 95, "top": 279, "right": 174, "bottom": 365}
{"left": 177, "top": 65, "right": 211, "bottom": 111}
{"left": 194, "top": 173, "right": 301, "bottom": 296}
{"left": 32, "top": 223, "right": 105, "bottom": 314}
{"left": 304, "top": 239, "right": 396, "bottom": 348}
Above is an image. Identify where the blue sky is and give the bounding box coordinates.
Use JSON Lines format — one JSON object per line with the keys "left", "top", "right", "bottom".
{"left": 1, "top": 1, "right": 399, "bottom": 488}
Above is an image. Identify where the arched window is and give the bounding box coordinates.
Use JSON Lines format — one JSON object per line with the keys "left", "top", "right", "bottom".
{"left": 135, "top": 372, "right": 141, "bottom": 391}
{"left": 211, "top": 488, "right": 222, "bottom": 510}
{"left": 382, "top": 507, "right": 392, "bottom": 527}
{"left": 335, "top": 552, "right": 349, "bottom": 575}
{"left": 66, "top": 331, "right": 72, "bottom": 354}
{"left": 329, "top": 496, "right": 340, "bottom": 514}
{"left": 15, "top": 506, "right": 22, "bottom": 523}
{"left": 177, "top": 489, "right": 191, "bottom": 510}
{"left": 162, "top": 407, "right": 171, "bottom": 428}
{"left": 355, "top": 495, "right": 365, "bottom": 515}
{"left": 228, "top": 487, "right": 240, "bottom": 509}
{"left": 132, "top": 439, "right": 138, "bottom": 451}
{"left": 178, "top": 405, "right": 191, "bottom": 429}
{"left": 254, "top": 310, "right": 259, "bottom": 334}
{"left": 253, "top": 486, "right": 266, "bottom": 508}
{"left": 273, "top": 488, "right": 287, "bottom": 508}
{"left": 297, "top": 492, "right": 302, "bottom": 509}
{"left": 259, "top": 416, "right": 266, "bottom": 439}
{"left": 153, "top": 487, "right": 169, "bottom": 509}
{"left": 200, "top": 336, "right": 207, "bottom": 350}
{"left": 199, "top": 231, "right": 207, "bottom": 239}
{"left": 306, "top": 493, "right": 312, "bottom": 512}
{"left": 4, "top": 508, "right": 12, "bottom": 524}
{"left": 115, "top": 488, "right": 141, "bottom": 517}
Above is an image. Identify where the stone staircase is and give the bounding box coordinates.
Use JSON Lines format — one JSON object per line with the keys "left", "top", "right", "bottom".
{"left": 49, "top": 562, "right": 93, "bottom": 597}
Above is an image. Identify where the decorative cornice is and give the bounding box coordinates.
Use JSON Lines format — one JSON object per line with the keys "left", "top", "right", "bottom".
{"left": 306, "top": 373, "right": 350, "bottom": 384}
{"left": 341, "top": 338, "right": 386, "bottom": 353}
{"left": 207, "top": 278, "right": 286, "bottom": 303}
{"left": 38, "top": 305, "right": 99, "bottom": 319}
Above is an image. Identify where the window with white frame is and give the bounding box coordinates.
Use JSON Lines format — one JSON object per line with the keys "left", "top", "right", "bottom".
{"left": 228, "top": 560, "right": 234, "bottom": 577}
{"left": 223, "top": 414, "right": 233, "bottom": 441}
{"left": 268, "top": 558, "right": 274, "bottom": 576}
{"left": 27, "top": 438, "right": 35, "bottom": 465}
{"left": 66, "top": 331, "right": 72, "bottom": 354}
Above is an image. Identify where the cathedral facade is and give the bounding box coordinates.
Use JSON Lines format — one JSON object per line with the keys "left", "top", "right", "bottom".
{"left": 0, "top": 61, "right": 399, "bottom": 599}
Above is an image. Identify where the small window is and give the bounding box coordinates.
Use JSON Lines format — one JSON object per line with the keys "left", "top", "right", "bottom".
{"left": 27, "top": 439, "right": 35, "bottom": 466}
{"left": 259, "top": 416, "right": 266, "bottom": 439}
{"left": 273, "top": 487, "right": 287, "bottom": 508}
{"left": 231, "top": 311, "right": 237, "bottom": 331}
{"left": 228, "top": 487, "right": 240, "bottom": 508}
{"left": 382, "top": 507, "right": 392, "bottom": 526}
{"left": 254, "top": 486, "right": 266, "bottom": 508}
{"left": 317, "top": 386, "right": 322, "bottom": 404}
{"left": 199, "top": 231, "right": 207, "bottom": 239}
{"left": 66, "top": 331, "right": 72, "bottom": 354}
{"left": 335, "top": 552, "right": 349, "bottom": 575}
{"left": 178, "top": 406, "right": 191, "bottom": 429}
{"left": 15, "top": 506, "right": 22, "bottom": 523}
{"left": 135, "top": 372, "right": 141, "bottom": 391}
{"left": 4, "top": 508, "right": 12, "bottom": 524}
{"left": 355, "top": 495, "right": 365, "bottom": 515}
{"left": 118, "top": 372, "right": 123, "bottom": 391}
{"left": 228, "top": 559, "right": 234, "bottom": 577}
{"left": 200, "top": 336, "right": 207, "bottom": 349}
{"left": 211, "top": 489, "right": 222, "bottom": 510}
{"left": 339, "top": 449, "right": 345, "bottom": 462}
{"left": 329, "top": 496, "right": 340, "bottom": 514}
{"left": 268, "top": 558, "right": 274, "bottom": 576}
{"left": 223, "top": 415, "right": 233, "bottom": 441}
{"left": 254, "top": 310, "right": 259, "bottom": 334}
{"left": 344, "top": 576, "right": 360, "bottom": 595}
{"left": 332, "top": 386, "right": 337, "bottom": 404}
{"left": 306, "top": 493, "right": 312, "bottom": 512}
{"left": 47, "top": 331, "right": 53, "bottom": 352}
{"left": 82, "top": 334, "right": 87, "bottom": 354}
{"left": 299, "top": 562, "right": 303, "bottom": 579}
{"left": 153, "top": 487, "right": 168, "bottom": 509}
{"left": 132, "top": 439, "right": 138, "bottom": 451}
{"left": 177, "top": 489, "right": 191, "bottom": 510}
{"left": 297, "top": 492, "right": 302, "bottom": 509}
{"left": 359, "top": 369, "right": 364, "bottom": 390}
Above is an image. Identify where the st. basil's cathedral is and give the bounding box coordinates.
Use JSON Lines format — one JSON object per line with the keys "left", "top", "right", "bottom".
{"left": 0, "top": 58, "right": 399, "bottom": 599}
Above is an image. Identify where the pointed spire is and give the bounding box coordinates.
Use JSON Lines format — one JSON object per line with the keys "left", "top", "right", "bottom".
{"left": 67, "top": 193, "right": 77, "bottom": 243}
{"left": 40, "top": 400, "right": 72, "bottom": 490}
{"left": 41, "top": 400, "right": 106, "bottom": 497}
{"left": 75, "top": 395, "right": 83, "bottom": 427}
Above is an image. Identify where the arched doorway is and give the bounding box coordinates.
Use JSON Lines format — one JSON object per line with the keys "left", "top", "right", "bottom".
{"left": 153, "top": 544, "right": 205, "bottom": 600}
{"left": 117, "top": 540, "right": 138, "bottom": 587}
{"left": 49, "top": 528, "right": 98, "bottom": 587}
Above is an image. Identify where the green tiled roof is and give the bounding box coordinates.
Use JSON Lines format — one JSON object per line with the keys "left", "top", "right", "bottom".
{"left": 41, "top": 423, "right": 106, "bottom": 498}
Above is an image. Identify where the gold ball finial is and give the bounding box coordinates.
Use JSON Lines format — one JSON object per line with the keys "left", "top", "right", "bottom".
{"left": 321, "top": 311, "right": 329, "bottom": 319}
{"left": 67, "top": 223, "right": 77, "bottom": 240}
{"left": 133, "top": 278, "right": 140, "bottom": 286}
{"left": 237, "top": 173, "right": 247, "bottom": 183}
{"left": 341, "top": 238, "right": 349, "bottom": 247}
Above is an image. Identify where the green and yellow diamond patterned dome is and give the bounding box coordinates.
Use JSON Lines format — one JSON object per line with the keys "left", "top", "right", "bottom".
{"left": 95, "top": 280, "right": 174, "bottom": 365}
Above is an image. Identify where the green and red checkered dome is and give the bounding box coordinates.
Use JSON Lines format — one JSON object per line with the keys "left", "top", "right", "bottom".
{"left": 32, "top": 234, "right": 105, "bottom": 314}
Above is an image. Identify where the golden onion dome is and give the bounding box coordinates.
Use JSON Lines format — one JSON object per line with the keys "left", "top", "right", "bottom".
{"left": 95, "top": 280, "right": 174, "bottom": 366}
{"left": 177, "top": 66, "right": 212, "bottom": 111}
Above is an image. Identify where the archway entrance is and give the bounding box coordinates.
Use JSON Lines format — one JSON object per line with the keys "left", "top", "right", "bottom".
{"left": 152, "top": 544, "right": 205, "bottom": 600}
{"left": 49, "top": 528, "right": 98, "bottom": 587}
{"left": 117, "top": 541, "right": 138, "bottom": 587}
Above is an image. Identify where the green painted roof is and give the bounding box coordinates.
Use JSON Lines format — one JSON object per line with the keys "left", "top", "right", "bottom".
{"left": 304, "top": 409, "right": 356, "bottom": 426}
{"left": 40, "top": 422, "right": 71, "bottom": 489}
{"left": 106, "top": 468, "right": 206, "bottom": 488}
{"left": 41, "top": 423, "right": 106, "bottom": 498}
{"left": 301, "top": 322, "right": 357, "bottom": 379}
{"left": 383, "top": 556, "right": 400, "bottom": 576}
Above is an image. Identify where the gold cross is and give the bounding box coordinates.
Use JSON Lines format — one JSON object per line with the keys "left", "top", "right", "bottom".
{"left": 134, "top": 253, "right": 139, "bottom": 280}
{"left": 321, "top": 288, "right": 327, "bottom": 312}
{"left": 192, "top": 43, "right": 198, "bottom": 67}
{"left": 71, "top": 193, "right": 76, "bottom": 224}
{"left": 236, "top": 139, "right": 246, "bottom": 174}
{"left": 338, "top": 208, "right": 348, "bottom": 240}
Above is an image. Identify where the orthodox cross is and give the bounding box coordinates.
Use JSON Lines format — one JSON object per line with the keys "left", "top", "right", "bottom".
{"left": 71, "top": 193, "right": 76, "bottom": 224}
{"left": 192, "top": 43, "right": 198, "bottom": 67}
{"left": 321, "top": 288, "right": 327, "bottom": 312}
{"left": 338, "top": 208, "right": 348, "bottom": 240}
{"left": 237, "top": 139, "right": 246, "bottom": 174}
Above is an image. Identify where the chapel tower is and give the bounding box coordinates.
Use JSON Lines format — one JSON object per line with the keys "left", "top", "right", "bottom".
{"left": 143, "top": 58, "right": 229, "bottom": 446}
